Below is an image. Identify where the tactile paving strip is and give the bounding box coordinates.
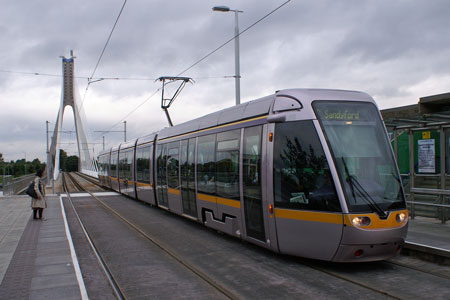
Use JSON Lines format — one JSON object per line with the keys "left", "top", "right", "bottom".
{"left": 0, "top": 217, "right": 41, "bottom": 300}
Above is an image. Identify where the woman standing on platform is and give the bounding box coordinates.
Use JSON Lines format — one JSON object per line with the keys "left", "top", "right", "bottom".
{"left": 31, "top": 169, "right": 47, "bottom": 220}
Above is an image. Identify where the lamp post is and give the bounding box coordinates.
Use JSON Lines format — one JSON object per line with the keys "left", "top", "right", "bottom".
{"left": 212, "top": 5, "right": 243, "bottom": 106}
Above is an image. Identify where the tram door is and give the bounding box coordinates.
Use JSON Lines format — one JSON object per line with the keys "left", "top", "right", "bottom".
{"left": 242, "top": 126, "right": 266, "bottom": 241}
{"left": 167, "top": 141, "right": 183, "bottom": 214}
{"left": 271, "top": 121, "right": 343, "bottom": 260}
{"left": 181, "top": 139, "right": 197, "bottom": 217}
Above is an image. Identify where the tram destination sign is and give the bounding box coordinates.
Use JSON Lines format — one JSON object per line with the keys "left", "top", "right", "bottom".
{"left": 314, "top": 101, "right": 377, "bottom": 122}
{"left": 322, "top": 110, "right": 360, "bottom": 121}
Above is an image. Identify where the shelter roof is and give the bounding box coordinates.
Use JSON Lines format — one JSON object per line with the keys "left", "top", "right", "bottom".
{"left": 381, "top": 92, "right": 450, "bottom": 129}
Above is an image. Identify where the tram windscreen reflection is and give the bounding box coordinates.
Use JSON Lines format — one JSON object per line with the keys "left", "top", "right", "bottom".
{"left": 313, "top": 101, "right": 405, "bottom": 213}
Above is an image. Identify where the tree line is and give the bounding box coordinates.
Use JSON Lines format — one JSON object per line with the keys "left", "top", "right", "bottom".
{"left": 0, "top": 153, "right": 45, "bottom": 179}
{"left": 0, "top": 150, "right": 78, "bottom": 181}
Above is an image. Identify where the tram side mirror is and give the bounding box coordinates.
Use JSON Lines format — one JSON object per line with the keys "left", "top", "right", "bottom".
{"left": 267, "top": 114, "right": 287, "bottom": 123}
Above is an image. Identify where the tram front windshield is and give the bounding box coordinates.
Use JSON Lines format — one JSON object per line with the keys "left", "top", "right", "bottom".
{"left": 313, "top": 101, "right": 405, "bottom": 214}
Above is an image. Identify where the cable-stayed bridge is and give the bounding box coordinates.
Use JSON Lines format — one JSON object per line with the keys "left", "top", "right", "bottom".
{"left": 47, "top": 54, "right": 98, "bottom": 180}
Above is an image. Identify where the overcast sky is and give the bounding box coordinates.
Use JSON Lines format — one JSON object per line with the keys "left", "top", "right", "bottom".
{"left": 1, "top": 0, "right": 450, "bottom": 164}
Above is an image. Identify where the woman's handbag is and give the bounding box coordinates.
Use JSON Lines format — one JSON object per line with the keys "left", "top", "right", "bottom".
{"left": 26, "top": 182, "right": 38, "bottom": 199}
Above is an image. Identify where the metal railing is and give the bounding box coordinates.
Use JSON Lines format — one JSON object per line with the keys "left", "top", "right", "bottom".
{"left": 2, "top": 174, "right": 35, "bottom": 196}
{"left": 407, "top": 188, "right": 450, "bottom": 224}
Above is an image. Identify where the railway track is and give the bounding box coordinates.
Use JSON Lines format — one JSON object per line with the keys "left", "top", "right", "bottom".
{"left": 63, "top": 172, "right": 235, "bottom": 299}
{"left": 62, "top": 173, "right": 126, "bottom": 299}
{"left": 63, "top": 172, "right": 450, "bottom": 299}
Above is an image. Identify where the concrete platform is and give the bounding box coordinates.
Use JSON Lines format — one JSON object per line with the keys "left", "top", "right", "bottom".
{"left": 0, "top": 192, "right": 449, "bottom": 298}
{"left": 0, "top": 195, "right": 85, "bottom": 300}
{"left": 403, "top": 216, "right": 450, "bottom": 264}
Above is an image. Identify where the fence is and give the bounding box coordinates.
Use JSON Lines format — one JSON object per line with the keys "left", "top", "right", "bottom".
{"left": 407, "top": 187, "right": 450, "bottom": 224}
{"left": 1, "top": 174, "right": 36, "bottom": 196}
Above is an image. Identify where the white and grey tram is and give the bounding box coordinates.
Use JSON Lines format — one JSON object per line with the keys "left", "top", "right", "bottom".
{"left": 98, "top": 89, "right": 408, "bottom": 262}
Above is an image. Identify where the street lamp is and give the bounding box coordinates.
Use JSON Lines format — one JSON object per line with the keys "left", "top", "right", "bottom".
{"left": 212, "top": 5, "right": 243, "bottom": 106}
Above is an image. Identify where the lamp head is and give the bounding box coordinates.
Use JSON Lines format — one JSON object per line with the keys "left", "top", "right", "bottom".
{"left": 212, "top": 6, "right": 230, "bottom": 12}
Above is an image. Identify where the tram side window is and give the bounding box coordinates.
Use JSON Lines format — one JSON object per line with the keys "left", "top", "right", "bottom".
{"left": 197, "top": 134, "right": 216, "bottom": 196}
{"left": 102, "top": 156, "right": 107, "bottom": 176}
{"left": 98, "top": 156, "right": 103, "bottom": 176}
{"left": 157, "top": 144, "right": 168, "bottom": 206}
{"left": 127, "top": 151, "right": 134, "bottom": 182}
{"left": 100, "top": 157, "right": 106, "bottom": 176}
{"left": 216, "top": 130, "right": 240, "bottom": 200}
{"left": 119, "top": 152, "right": 127, "bottom": 182}
{"left": 167, "top": 142, "right": 180, "bottom": 189}
{"left": 136, "top": 146, "right": 151, "bottom": 183}
{"left": 136, "top": 148, "right": 143, "bottom": 182}
{"left": 273, "top": 121, "right": 341, "bottom": 212}
{"left": 148, "top": 145, "right": 153, "bottom": 185}
{"left": 111, "top": 153, "right": 118, "bottom": 177}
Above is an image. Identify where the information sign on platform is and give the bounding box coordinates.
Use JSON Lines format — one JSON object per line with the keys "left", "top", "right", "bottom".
{"left": 418, "top": 139, "right": 435, "bottom": 173}
{"left": 422, "top": 131, "right": 431, "bottom": 139}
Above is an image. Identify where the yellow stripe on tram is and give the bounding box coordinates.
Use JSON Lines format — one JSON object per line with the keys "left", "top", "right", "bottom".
{"left": 197, "top": 193, "right": 240, "bottom": 209}
{"left": 216, "top": 196, "right": 240, "bottom": 209}
{"left": 274, "top": 208, "right": 343, "bottom": 224}
{"left": 168, "top": 188, "right": 181, "bottom": 196}
{"left": 136, "top": 182, "right": 152, "bottom": 188}
{"left": 197, "top": 193, "right": 216, "bottom": 203}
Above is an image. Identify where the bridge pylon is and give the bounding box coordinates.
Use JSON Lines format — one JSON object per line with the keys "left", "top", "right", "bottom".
{"left": 47, "top": 53, "right": 98, "bottom": 180}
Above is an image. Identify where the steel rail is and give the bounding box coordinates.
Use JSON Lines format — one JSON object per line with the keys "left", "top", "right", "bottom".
{"left": 63, "top": 173, "right": 127, "bottom": 300}
{"left": 74, "top": 172, "right": 106, "bottom": 188}
{"left": 385, "top": 259, "right": 450, "bottom": 280}
{"left": 68, "top": 172, "right": 238, "bottom": 300}
{"left": 300, "top": 261, "right": 406, "bottom": 300}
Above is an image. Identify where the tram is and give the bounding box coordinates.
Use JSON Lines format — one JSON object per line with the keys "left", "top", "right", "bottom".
{"left": 97, "top": 88, "right": 408, "bottom": 262}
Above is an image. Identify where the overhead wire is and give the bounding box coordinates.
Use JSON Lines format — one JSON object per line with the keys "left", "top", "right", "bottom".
{"left": 92, "top": 88, "right": 162, "bottom": 142}
{"left": 95, "top": 0, "right": 291, "bottom": 144}
{"left": 0, "top": 69, "right": 233, "bottom": 81}
{"left": 176, "top": 0, "right": 291, "bottom": 77}
{"left": 70, "top": 0, "right": 128, "bottom": 144}
{"left": 88, "top": 0, "right": 128, "bottom": 82}
{"left": 0, "top": 69, "right": 86, "bottom": 79}
{"left": 79, "top": 0, "right": 128, "bottom": 113}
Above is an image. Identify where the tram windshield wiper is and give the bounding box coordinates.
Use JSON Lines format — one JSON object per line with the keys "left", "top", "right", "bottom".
{"left": 341, "top": 158, "right": 387, "bottom": 218}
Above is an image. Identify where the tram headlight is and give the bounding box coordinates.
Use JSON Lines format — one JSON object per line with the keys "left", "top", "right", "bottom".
{"left": 351, "top": 216, "right": 371, "bottom": 227}
{"left": 352, "top": 216, "right": 371, "bottom": 226}
{"left": 396, "top": 212, "right": 407, "bottom": 223}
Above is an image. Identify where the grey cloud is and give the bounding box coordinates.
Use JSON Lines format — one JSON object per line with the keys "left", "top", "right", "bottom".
{"left": 2, "top": 0, "right": 450, "bottom": 161}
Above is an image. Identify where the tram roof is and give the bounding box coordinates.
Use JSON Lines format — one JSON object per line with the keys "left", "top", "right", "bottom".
{"left": 157, "top": 94, "right": 274, "bottom": 140}
{"left": 381, "top": 92, "right": 450, "bottom": 130}
{"left": 157, "top": 88, "right": 373, "bottom": 140}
